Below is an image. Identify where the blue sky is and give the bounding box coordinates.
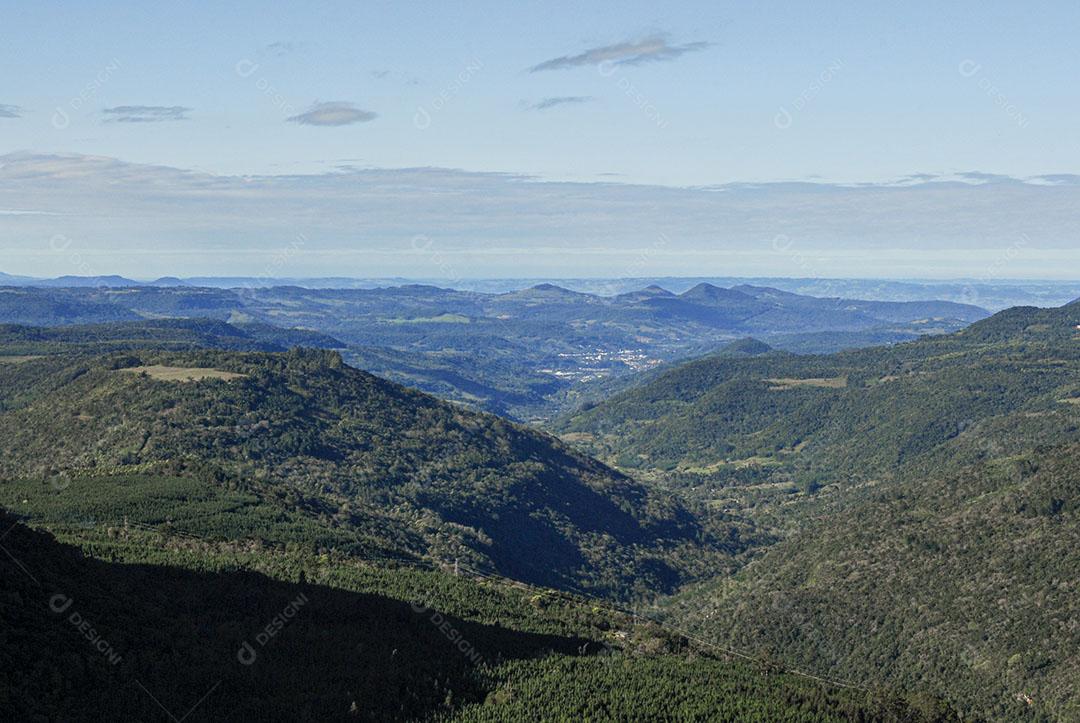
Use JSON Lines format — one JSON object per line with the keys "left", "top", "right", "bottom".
{"left": 1, "top": 1, "right": 1078, "bottom": 278}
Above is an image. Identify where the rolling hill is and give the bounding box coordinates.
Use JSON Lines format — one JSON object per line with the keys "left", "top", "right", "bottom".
{"left": 0, "top": 510, "right": 937, "bottom": 721}
{"left": 0, "top": 282, "right": 987, "bottom": 420}
{"left": 558, "top": 301, "right": 1080, "bottom": 719}
{"left": 0, "top": 347, "right": 749, "bottom": 599}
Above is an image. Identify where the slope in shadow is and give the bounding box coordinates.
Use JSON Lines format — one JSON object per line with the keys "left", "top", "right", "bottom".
{"left": 0, "top": 512, "right": 591, "bottom": 722}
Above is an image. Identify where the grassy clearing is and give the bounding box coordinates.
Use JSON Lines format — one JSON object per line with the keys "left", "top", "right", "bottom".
{"left": 385, "top": 313, "right": 471, "bottom": 324}
{"left": 118, "top": 365, "right": 247, "bottom": 382}
{"left": 765, "top": 376, "right": 848, "bottom": 391}
{"left": 681, "top": 456, "right": 783, "bottom": 474}
{"left": 0, "top": 355, "right": 44, "bottom": 364}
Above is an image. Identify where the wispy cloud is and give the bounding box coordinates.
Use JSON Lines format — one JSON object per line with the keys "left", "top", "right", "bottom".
{"left": 0, "top": 209, "right": 63, "bottom": 216}
{"left": 370, "top": 69, "right": 421, "bottom": 86}
{"left": 263, "top": 41, "right": 299, "bottom": 57}
{"left": 529, "top": 34, "right": 710, "bottom": 72}
{"left": 103, "top": 105, "right": 192, "bottom": 123}
{"left": 286, "top": 101, "right": 377, "bottom": 126}
{"left": 0, "top": 104, "right": 24, "bottom": 119}
{"left": 527, "top": 96, "right": 595, "bottom": 111}
{"left": 3, "top": 153, "right": 1078, "bottom": 280}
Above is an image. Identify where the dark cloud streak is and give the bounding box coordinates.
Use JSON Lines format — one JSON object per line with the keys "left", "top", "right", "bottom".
{"left": 287, "top": 101, "right": 377, "bottom": 126}
{"left": 529, "top": 34, "right": 710, "bottom": 72}
{"left": 527, "top": 96, "right": 594, "bottom": 111}
{"left": 102, "top": 106, "right": 191, "bottom": 123}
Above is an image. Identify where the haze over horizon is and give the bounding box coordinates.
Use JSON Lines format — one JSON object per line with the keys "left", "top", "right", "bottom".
{"left": 3, "top": 1, "right": 1078, "bottom": 278}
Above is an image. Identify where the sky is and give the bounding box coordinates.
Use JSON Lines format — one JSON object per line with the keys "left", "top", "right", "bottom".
{"left": 1, "top": 0, "right": 1078, "bottom": 279}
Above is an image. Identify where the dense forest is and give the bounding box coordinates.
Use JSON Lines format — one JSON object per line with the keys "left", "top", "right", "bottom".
{"left": 0, "top": 511, "right": 941, "bottom": 721}
{"left": 2, "top": 298, "right": 1078, "bottom": 719}
{"left": 0, "top": 346, "right": 752, "bottom": 600}
{"left": 560, "top": 301, "right": 1080, "bottom": 720}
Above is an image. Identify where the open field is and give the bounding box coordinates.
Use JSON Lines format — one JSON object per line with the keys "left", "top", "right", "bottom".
{"left": 765, "top": 376, "right": 848, "bottom": 390}
{"left": 118, "top": 365, "right": 248, "bottom": 382}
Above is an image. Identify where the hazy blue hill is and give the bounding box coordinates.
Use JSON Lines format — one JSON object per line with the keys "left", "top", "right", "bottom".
{"left": 613, "top": 284, "right": 677, "bottom": 303}
{"left": 33, "top": 274, "right": 140, "bottom": 287}
{"left": 0, "top": 287, "right": 142, "bottom": 325}
{"left": 0, "top": 318, "right": 344, "bottom": 354}
{"left": 679, "top": 282, "right": 758, "bottom": 305}
{"left": 731, "top": 284, "right": 988, "bottom": 324}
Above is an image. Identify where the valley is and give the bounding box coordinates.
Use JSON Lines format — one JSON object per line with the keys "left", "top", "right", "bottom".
{"left": 1, "top": 282, "right": 1077, "bottom": 720}
{"left": 0, "top": 281, "right": 986, "bottom": 421}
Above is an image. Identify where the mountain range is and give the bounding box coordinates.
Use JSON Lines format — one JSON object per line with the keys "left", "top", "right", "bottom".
{"left": 0, "top": 281, "right": 987, "bottom": 420}
{"left": 2, "top": 287, "right": 1078, "bottom": 718}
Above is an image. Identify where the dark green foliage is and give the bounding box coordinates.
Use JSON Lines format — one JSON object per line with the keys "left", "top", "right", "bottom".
{"left": 565, "top": 302, "right": 1080, "bottom": 719}
{"left": 0, "top": 348, "right": 750, "bottom": 599}
{"left": 0, "top": 513, "right": 932, "bottom": 721}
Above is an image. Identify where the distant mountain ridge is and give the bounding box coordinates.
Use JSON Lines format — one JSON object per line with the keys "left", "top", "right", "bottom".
{"left": 0, "top": 281, "right": 989, "bottom": 330}
{"left": 0, "top": 281, "right": 990, "bottom": 420}
{"left": 4, "top": 272, "right": 1077, "bottom": 308}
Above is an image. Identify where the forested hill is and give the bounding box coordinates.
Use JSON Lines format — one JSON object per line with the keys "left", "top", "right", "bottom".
{"left": 0, "top": 348, "right": 747, "bottom": 599}
{"left": 0, "top": 511, "right": 941, "bottom": 721}
{"left": 666, "top": 420, "right": 1080, "bottom": 721}
{"left": 556, "top": 301, "right": 1080, "bottom": 719}
{"left": 556, "top": 301, "right": 1080, "bottom": 480}
{"left": 0, "top": 318, "right": 345, "bottom": 354}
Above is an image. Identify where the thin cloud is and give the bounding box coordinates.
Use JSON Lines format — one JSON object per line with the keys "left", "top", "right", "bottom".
{"left": 0, "top": 209, "right": 62, "bottom": 216}
{"left": 103, "top": 106, "right": 191, "bottom": 123}
{"left": 287, "top": 101, "right": 377, "bottom": 127}
{"left": 527, "top": 96, "right": 594, "bottom": 111}
{"left": 0, "top": 104, "right": 24, "bottom": 119}
{"left": 264, "top": 41, "right": 299, "bottom": 57}
{"left": 529, "top": 34, "right": 710, "bottom": 72}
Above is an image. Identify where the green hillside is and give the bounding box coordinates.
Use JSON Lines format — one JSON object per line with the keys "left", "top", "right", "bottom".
{"left": 557, "top": 304, "right": 1080, "bottom": 481}
{"left": 0, "top": 347, "right": 751, "bottom": 600}
{"left": 663, "top": 415, "right": 1080, "bottom": 720}
{"left": 558, "top": 302, "right": 1080, "bottom": 719}
{"left": 0, "top": 511, "right": 937, "bottom": 721}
